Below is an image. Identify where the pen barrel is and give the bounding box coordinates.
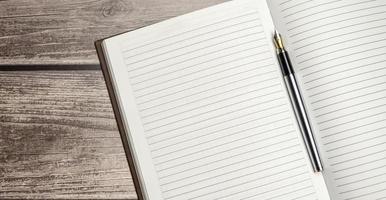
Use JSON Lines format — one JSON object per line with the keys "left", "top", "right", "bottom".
{"left": 277, "top": 50, "right": 294, "bottom": 76}
{"left": 284, "top": 74, "right": 323, "bottom": 172}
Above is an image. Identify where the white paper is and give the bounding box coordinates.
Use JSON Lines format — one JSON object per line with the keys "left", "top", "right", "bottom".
{"left": 102, "top": 0, "right": 329, "bottom": 199}
{"left": 268, "top": 0, "right": 386, "bottom": 199}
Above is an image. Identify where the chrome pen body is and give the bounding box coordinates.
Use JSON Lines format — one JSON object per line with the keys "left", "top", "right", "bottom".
{"left": 273, "top": 31, "right": 323, "bottom": 173}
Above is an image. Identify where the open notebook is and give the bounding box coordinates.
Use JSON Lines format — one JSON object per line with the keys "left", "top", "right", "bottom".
{"left": 95, "top": 0, "right": 386, "bottom": 199}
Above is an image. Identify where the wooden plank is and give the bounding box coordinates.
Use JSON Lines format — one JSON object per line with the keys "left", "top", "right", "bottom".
{"left": 0, "top": 0, "right": 227, "bottom": 65}
{"left": 0, "top": 70, "right": 137, "bottom": 199}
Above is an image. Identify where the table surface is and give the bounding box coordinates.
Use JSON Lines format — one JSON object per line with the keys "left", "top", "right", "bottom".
{"left": 0, "top": 0, "right": 227, "bottom": 199}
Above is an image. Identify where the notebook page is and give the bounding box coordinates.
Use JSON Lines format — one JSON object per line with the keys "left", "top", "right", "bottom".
{"left": 103, "top": 0, "right": 329, "bottom": 199}
{"left": 268, "top": 0, "right": 386, "bottom": 199}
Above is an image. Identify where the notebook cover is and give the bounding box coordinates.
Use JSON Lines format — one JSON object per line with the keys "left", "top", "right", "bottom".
{"left": 95, "top": 39, "right": 145, "bottom": 200}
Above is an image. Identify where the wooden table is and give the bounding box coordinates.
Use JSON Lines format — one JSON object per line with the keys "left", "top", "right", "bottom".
{"left": 0, "top": 0, "right": 227, "bottom": 199}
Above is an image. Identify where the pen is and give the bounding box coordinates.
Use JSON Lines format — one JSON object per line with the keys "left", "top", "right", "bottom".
{"left": 273, "top": 30, "right": 323, "bottom": 173}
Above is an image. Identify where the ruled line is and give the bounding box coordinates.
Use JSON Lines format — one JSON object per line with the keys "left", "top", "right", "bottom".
{"left": 135, "top": 59, "right": 273, "bottom": 100}
{"left": 135, "top": 49, "right": 272, "bottom": 102}
{"left": 154, "top": 127, "right": 294, "bottom": 167}
{"left": 319, "top": 110, "right": 386, "bottom": 132}
{"left": 321, "top": 118, "right": 386, "bottom": 139}
{"left": 122, "top": 11, "right": 259, "bottom": 53}
{"left": 131, "top": 50, "right": 269, "bottom": 87}
{"left": 214, "top": 168, "right": 306, "bottom": 200}
{"left": 280, "top": 0, "right": 313, "bottom": 13}
{"left": 139, "top": 75, "right": 276, "bottom": 113}
{"left": 151, "top": 116, "right": 290, "bottom": 159}
{"left": 142, "top": 82, "right": 279, "bottom": 119}
{"left": 151, "top": 114, "right": 290, "bottom": 158}
{"left": 310, "top": 73, "right": 386, "bottom": 99}
{"left": 341, "top": 180, "right": 386, "bottom": 194}
{"left": 116, "top": 1, "right": 318, "bottom": 198}
{"left": 265, "top": 184, "right": 314, "bottom": 200}
{"left": 144, "top": 95, "right": 283, "bottom": 135}
{"left": 284, "top": 0, "right": 375, "bottom": 25}
{"left": 333, "top": 156, "right": 386, "bottom": 173}
{"left": 237, "top": 181, "right": 312, "bottom": 200}
{"left": 124, "top": 20, "right": 262, "bottom": 61}
{"left": 125, "top": 28, "right": 263, "bottom": 68}
{"left": 185, "top": 161, "right": 307, "bottom": 200}
{"left": 148, "top": 104, "right": 287, "bottom": 146}
{"left": 330, "top": 148, "right": 386, "bottom": 166}
{"left": 137, "top": 64, "right": 274, "bottom": 107}
{"left": 294, "top": 24, "right": 386, "bottom": 52}
{"left": 160, "top": 138, "right": 297, "bottom": 184}
{"left": 158, "top": 135, "right": 297, "bottom": 181}
{"left": 283, "top": 0, "right": 342, "bottom": 19}
{"left": 131, "top": 49, "right": 261, "bottom": 86}
{"left": 302, "top": 51, "right": 386, "bottom": 77}
{"left": 328, "top": 141, "right": 386, "bottom": 160}
{"left": 319, "top": 102, "right": 386, "bottom": 125}
{"left": 324, "top": 125, "right": 386, "bottom": 146}
{"left": 292, "top": 17, "right": 386, "bottom": 44}
{"left": 129, "top": 39, "right": 268, "bottom": 80}
{"left": 280, "top": 0, "right": 293, "bottom": 6}
{"left": 300, "top": 44, "right": 386, "bottom": 72}
{"left": 132, "top": 53, "right": 270, "bottom": 89}
{"left": 296, "top": 30, "right": 386, "bottom": 58}
{"left": 299, "top": 38, "right": 386, "bottom": 64}
{"left": 345, "top": 188, "right": 386, "bottom": 200}
{"left": 143, "top": 87, "right": 281, "bottom": 127}
{"left": 338, "top": 171, "right": 386, "bottom": 187}
{"left": 310, "top": 80, "right": 386, "bottom": 105}
{"left": 334, "top": 163, "right": 386, "bottom": 181}
{"left": 136, "top": 59, "right": 271, "bottom": 97}
{"left": 306, "top": 66, "right": 386, "bottom": 92}
{"left": 149, "top": 113, "right": 289, "bottom": 154}
{"left": 288, "top": 191, "right": 317, "bottom": 200}
{"left": 217, "top": 171, "right": 309, "bottom": 200}
{"left": 313, "top": 88, "right": 386, "bottom": 112}
{"left": 144, "top": 94, "right": 283, "bottom": 139}
{"left": 304, "top": 59, "right": 386, "bottom": 85}
{"left": 327, "top": 133, "right": 386, "bottom": 153}
{"left": 290, "top": 11, "right": 386, "bottom": 39}
{"left": 162, "top": 149, "right": 302, "bottom": 192}
{"left": 287, "top": 4, "right": 386, "bottom": 32}
{"left": 129, "top": 43, "right": 267, "bottom": 82}
{"left": 275, "top": 0, "right": 386, "bottom": 198}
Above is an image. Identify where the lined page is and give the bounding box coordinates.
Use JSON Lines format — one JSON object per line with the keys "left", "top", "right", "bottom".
{"left": 103, "top": 0, "right": 329, "bottom": 199}
{"left": 268, "top": 0, "right": 386, "bottom": 199}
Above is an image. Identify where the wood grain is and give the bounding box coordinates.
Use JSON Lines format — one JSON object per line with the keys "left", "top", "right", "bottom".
{"left": 0, "top": 70, "right": 136, "bottom": 199}
{"left": 0, "top": 0, "right": 227, "bottom": 65}
{"left": 1, "top": 0, "right": 232, "bottom": 198}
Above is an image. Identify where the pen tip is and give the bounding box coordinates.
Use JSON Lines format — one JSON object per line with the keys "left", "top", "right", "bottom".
{"left": 273, "top": 30, "right": 284, "bottom": 50}
{"left": 274, "top": 30, "right": 280, "bottom": 38}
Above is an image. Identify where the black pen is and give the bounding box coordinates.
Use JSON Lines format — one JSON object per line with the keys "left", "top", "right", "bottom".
{"left": 273, "top": 30, "right": 323, "bottom": 173}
